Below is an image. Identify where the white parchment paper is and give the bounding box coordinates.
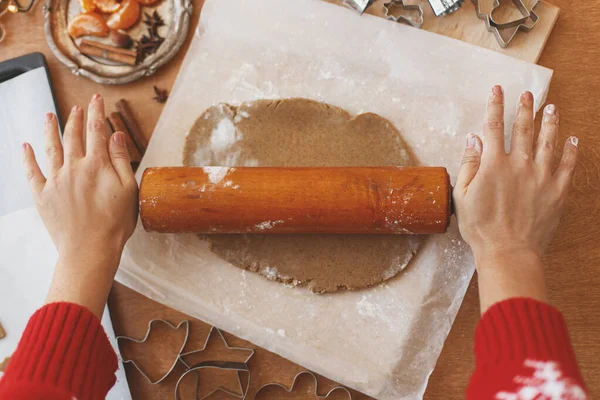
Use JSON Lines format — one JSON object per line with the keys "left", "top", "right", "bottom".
{"left": 117, "top": 0, "right": 553, "bottom": 398}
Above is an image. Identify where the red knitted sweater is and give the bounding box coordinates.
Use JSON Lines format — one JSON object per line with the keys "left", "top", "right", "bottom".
{"left": 0, "top": 299, "right": 588, "bottom": 399}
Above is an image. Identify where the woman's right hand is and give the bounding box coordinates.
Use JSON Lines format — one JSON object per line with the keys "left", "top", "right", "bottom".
{"left": 22, "top": 93, "right": 138, "bottom": 317}
{"left": 453, "top": 86, "right": 579, "bottom": 311}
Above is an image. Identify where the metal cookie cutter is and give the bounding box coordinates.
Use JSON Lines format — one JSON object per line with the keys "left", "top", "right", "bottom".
{"left": 175, "top": 361, "right": 251, "bottom": 400}
{"left": 473, "top": 0, "right": 540, "bottom": 48}
{"left": 116, "top": 319, "right": 190, "bottom": 385}
{"left": 176, "top": 326, "right": 255, "bottom": 400}
{"left": 343, "top": 0, "right": 372, "bottom": 15}
{"left": 254, "top": 370, "right": 353, "bottom": 400}
{"left": 490, "top": 0, "right": 531, "bottom": 29}
{"left": 383, "top": 0, "right": 424, "bottom": 29}
{"left": 427, "top": 0, "right": 465, "bottom": 17}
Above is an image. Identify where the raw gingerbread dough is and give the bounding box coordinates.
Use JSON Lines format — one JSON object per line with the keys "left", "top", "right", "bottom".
{"left": 183, "top": 99, "right": 422, "bottom": 293}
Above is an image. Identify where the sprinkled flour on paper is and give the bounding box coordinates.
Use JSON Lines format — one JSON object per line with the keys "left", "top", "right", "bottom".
{"left": 356, "top": 295, "right": 383, "bottom": 318}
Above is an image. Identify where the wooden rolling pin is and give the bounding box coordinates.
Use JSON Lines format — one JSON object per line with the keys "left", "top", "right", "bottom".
{"left": 140, "top": 167, "right": 451, "bottom": 234}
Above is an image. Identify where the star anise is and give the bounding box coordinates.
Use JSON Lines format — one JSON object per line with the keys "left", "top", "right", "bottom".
{"left": 135, "top": 11, "right": 166, "bottom": 63}
{"left": 152, "top": 86, "right": 168, "bottom": 103}
{"left": 143, "top": 11, "right": 165, "bottom": 37}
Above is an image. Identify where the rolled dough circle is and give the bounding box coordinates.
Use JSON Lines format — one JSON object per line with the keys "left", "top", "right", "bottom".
{"left": 183, "top": 98, "right": 422, "bottom": 293}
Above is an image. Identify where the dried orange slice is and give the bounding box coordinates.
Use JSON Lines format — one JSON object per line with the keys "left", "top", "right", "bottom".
{"left": 137, "top": 0, "right": 161, "bottom": 5}
{"left": 68, "top": 12, "right": 109, "bottom": 38}
{"left": 78, "top": 0, "right": 96, "bottom": 13}
{"left": 95, "top": 0, "right": 120, "bottom": 13}
{"left": 106, "top": 0, "right": 140, "bottom": 31}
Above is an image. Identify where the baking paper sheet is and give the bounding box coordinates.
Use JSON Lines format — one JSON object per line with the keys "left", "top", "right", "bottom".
{"left": 117, "top": 0, "right": 553, "bottom": 398}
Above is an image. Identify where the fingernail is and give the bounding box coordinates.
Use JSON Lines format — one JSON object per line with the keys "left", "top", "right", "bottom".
{"left": 113, "top": 132, "right": 125, "bottom": 146}
{"left": 45, "top": 113, "right": 53, "bottom": 122}
{"left": 544, "top": 104, "right": 556, "bottom": 115}
{"left": 22, "top": 143, "right": 27, "bottom": 153}
{"left": 570, "top": 136, "right": 579, "bottom": 147}
{"left": 71, "top": 105, "right": 79, "bottom": 113}
{"left": 521, "top": 91, "right": 533, "bottom": 102}
{"left": 92, "top": 93, "right": 102, "bottom": 101}
{"left": 466, "top": 134, "right": 476, "bottom": 149}
{"left": 492, "top": 85, "right": 503, "bottom": 96}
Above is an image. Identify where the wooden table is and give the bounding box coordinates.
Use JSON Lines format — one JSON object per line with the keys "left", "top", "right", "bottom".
{"left": 2, "top": 1, "right": 599, "bottom": 398}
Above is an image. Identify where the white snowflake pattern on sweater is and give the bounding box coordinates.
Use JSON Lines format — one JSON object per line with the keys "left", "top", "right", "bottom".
{"left": 495, "top": 360, "right": 587, "bottom": 400}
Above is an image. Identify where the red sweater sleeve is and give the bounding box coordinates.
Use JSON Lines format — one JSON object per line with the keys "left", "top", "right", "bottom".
{"left": 0, "top": 303, "right": 117, "bottom": 400}
{"left": 467, "top": 298, "right": 588, "bottom": 399}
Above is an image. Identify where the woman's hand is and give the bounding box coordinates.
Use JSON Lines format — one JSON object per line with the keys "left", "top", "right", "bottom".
{"left": 22, "top": 94, "right": 138, "bottom": 318}
{"left": 453, "top": 86, "right": 578, "bottom": 312}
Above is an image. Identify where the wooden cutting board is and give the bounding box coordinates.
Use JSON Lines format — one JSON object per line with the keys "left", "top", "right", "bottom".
{"left": 329, "top": 0, "right": 560, "bottom": 63}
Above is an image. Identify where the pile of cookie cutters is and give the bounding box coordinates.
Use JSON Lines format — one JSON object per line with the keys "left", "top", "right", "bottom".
{"left": 342, "top": 0, "right": 541, "bottom": 48}
{"left": 343, "top": 0, "right": 466, "bottom": 29}
{"left": 116, "top": 319, "right": 354, "bottom": 400}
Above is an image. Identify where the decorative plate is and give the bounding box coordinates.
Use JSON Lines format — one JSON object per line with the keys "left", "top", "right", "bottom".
{"left": 43, "top": 0, "right": 191, "bottom": 84}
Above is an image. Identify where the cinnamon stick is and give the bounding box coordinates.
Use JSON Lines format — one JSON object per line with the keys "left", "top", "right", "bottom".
{"left": 79, "top": 42, "right": 137, "bottom": 66}
{"left": 105, "top": 118, "right": 114, "bottom": 137}
{"left": 80, "top": 39, "right": 137, "bottom": 58}
{"left": 116, "top": 99, "right": 148, "bottom": 153}
{"left": 107, "top": 113, "right": 142, "bottom": 170}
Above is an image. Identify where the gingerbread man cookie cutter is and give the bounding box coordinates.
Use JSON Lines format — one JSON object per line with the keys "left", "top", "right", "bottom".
{"left": 383, "top": 0, "right": 424, "bottom": 29}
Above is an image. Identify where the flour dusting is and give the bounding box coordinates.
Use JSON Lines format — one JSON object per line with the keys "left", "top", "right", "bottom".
{"left": 356, "top": 295, "right": 382, "bottom": 318}
{"left": 203, "top": 167, "right": 230, "bottom": 185}
{"left": 234, "top": 110, "right": 250, "bottom": 123}
{"left": 262, "top": 266, "right": 278, "bottom": 280}
{"left": 255, "top": 220, "right": 285, "bottom": 230}
{"left": 210, "top": 118, "right": 243, "bottom": 152}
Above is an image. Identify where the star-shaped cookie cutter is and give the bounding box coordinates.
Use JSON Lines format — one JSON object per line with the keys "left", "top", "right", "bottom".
{"left": 473, "top": 0, "right": 540, "bottom": 48}
{"left": 116, "top": 319, "right": 190, "bottom": 385}
{"left": 253, "top": 370, "right": 353, "bottom": 400}
{"left": 383, "top": 0, "right": 424, "bottom": 29}
{"left": 175, "top": 326, "right": 255, "bottom": 400}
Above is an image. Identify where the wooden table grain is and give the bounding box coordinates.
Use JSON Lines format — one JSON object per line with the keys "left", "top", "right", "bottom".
{"left": 1, "top": 1, "right": 598, "bottom": 399}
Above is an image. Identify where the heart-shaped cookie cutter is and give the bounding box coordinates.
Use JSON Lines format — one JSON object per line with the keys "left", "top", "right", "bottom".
{"left": 253, "top": 370, "right": 353, "bottom": 400}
